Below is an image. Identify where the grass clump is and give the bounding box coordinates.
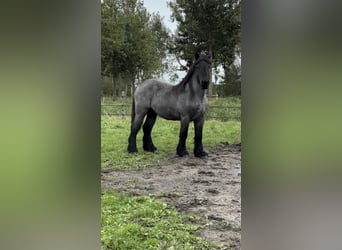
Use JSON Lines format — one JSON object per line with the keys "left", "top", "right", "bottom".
{"left": 101, "top": 192, "right": 226, "bottom": 250}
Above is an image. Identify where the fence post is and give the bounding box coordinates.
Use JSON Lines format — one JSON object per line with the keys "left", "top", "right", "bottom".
{"left": 121, "top": 91, "right": 126, "bottom": 119}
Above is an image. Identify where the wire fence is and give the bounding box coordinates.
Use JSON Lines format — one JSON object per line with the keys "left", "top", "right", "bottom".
{"left": 101, "top": 95, "right": 241, "bottom": 122}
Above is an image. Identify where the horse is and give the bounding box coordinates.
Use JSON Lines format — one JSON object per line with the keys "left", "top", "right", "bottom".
{"left": 128, "top": 54, "right": 211, "bottom": 157}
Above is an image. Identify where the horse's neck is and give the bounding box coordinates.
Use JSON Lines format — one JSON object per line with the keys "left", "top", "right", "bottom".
{"left": 188, "top": 77, "right": 205, "bottom": 100}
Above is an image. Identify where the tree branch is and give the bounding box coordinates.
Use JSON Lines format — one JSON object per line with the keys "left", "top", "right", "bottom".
{"left": 175, "top": 55, "right": 188, "bottom": 71}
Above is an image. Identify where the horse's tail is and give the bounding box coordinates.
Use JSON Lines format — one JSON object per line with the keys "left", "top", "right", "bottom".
{"left": 131, "top": 97, "right": 135, "bottom": 124}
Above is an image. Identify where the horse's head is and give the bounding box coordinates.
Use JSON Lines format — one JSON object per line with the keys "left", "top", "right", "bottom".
{"left": 195, "top": 55, "right": 211, "bottom": 90}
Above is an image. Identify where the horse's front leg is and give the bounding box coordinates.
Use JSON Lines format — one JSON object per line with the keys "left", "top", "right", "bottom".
{"left": 177, "top": 117, "right": 190, "bottom": 157}
{"left": 194, "top": 116, "right": 208, "bottom": 157}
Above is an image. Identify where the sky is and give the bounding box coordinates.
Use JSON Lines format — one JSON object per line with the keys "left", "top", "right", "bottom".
{"left": 142, "top": 0, "right": 187, "bottom": 83}
{"left": 142, "top": 0, "right": 177, "bottom": 34}
{"left": 142, "top": 0, "right": 232, "bottom": 84}
{"left": 142, "top": 0, "right": 226, "bottom": 84}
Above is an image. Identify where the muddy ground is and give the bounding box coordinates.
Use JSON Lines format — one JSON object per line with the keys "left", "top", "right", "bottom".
{"left": 101, "top": 143, "right": 241, "bottom": 249}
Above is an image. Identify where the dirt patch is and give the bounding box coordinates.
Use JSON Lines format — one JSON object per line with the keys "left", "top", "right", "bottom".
{"left": 101, "top": 143, "right": 241, "bottom": 249}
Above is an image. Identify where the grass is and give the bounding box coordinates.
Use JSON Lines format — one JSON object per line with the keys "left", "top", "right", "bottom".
{"left": 102, "top": 192, "right": 229, "bottom": 250}
{"left": 101, "top": 96, "right": 241, "bottom": 121}
{"left": 206, "top": 97, "right": 241, "bottom": 121}
{"left": 101, "top": 116, "right": 240, "bottom": 170}
{"left": 101, "top": 98, "right": 240, "bottom": 249}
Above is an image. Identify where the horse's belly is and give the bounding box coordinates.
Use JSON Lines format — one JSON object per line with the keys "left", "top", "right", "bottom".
{"left": 151, "top": 96, "right": 207, "bottom": 121}
{"left": 159, "top": 113, "right": 179, "bottom": 120}
{"left": 155, "top": 106, "right": 180, "bottom": 120}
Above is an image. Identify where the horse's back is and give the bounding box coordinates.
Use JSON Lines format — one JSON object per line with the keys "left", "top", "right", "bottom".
{"left": 135, "top": 79, "right": 173, "bottom": 101}
{"left": 134, "top": 79, "right": 181, "bottom": 118}
{"left": 136, "top": 79, "right": 172, "bottom": 92}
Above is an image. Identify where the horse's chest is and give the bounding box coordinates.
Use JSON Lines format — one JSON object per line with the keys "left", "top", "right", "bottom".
{"left": 192, "top": 104, "right": 205, "bottom": 112}
{"left": 188, "top": 103, "right": 207, "bottom": 119}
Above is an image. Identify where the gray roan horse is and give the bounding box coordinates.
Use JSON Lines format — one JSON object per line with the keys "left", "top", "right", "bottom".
{"left": 128, "top": 54, "right": 211, "bottom": 157}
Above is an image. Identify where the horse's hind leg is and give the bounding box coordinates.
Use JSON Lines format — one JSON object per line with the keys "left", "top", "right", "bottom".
{"left": 143, "top": 109, "right": 157, "bottom": 152}
{"left": 128, "top": 113, "right": 145, "bottom": 153}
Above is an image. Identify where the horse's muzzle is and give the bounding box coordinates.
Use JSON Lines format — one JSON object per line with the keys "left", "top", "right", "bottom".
{"left": 201, "top": 81, "right": 209, "bottom": 89}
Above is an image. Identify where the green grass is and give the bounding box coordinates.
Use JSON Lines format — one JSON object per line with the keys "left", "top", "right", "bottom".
{"left": 101, "top": 100, "right": 240, "bottom": 249}
{"left": 101, "top": 97, "right": 240, "bottom": 121}
{"left": 206, "top": 97, "right": 241, "bottom": 121}
{"left": 102, "top": 192, "right": 229, "bottom": 250}
{"left": 101, "top": 116, "right": 240, "bottom": 170}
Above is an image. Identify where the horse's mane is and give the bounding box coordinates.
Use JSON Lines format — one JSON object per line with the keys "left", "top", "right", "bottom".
{"left": 177, "top": 55, "right": 211, "bottom": 87}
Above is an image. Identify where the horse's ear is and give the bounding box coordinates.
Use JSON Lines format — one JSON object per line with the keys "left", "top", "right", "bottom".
{"left": 195, "top": 51, "right": 200, "bottom": 60}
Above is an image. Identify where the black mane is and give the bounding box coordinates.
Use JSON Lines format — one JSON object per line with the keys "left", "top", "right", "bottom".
{"left": 178, "top": 55, "right": 211, "bottom": 87}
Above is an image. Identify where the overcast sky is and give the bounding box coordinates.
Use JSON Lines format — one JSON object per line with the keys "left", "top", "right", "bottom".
{"left": 142, "top": 0, "right": 188, "bottom": 83}
{"left": 142, "top": 0, "right": 177, "bottom": 34}
{"left": 142, "top": 1, "right": 235, "bottom": 84}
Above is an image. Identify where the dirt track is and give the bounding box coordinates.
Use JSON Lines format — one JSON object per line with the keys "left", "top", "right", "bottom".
{"left": 101, "top": 143, "right": 241, "bottom": 249}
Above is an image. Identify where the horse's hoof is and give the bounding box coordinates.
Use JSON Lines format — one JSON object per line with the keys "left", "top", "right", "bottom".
{"left": 143, "top": 145, "right": 157, "bottom": 152}
{"left": 177, "top": 150, "right": 189, "bottom": 157}
{"left": 194, "top": 151, "right": 208, "bottom": 158}
{"left": 128, "top": 146, "right": 138, "bottom": 154}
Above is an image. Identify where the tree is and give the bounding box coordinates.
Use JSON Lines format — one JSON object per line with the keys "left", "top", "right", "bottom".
{"left": 101, "top": 0, "right": 125, "bottom": 77}
{"left": 168, "top": 0, "right": 241, "bottom": 95}
{"left": 218, "top": 61, "right": 241, "bottom": 96}
{"left": 149, "top": 13, "right": 173, "bottom": 78}
{"left": 101, "top": 0, "right": 170, "bottom": 96}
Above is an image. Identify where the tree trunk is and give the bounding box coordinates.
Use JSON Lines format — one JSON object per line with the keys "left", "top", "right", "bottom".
{"left": 112, "top": 74, "right": 115, "bottom": 97}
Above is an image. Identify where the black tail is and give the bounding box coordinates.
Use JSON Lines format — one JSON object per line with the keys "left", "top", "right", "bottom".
{"left": 131, "top": 98, "right": 135, "bottom": 124}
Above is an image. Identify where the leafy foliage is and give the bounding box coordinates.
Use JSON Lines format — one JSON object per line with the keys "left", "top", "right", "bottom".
{"left": 168, "top": 0, "right": 241, "bottom": 68}
{"left": 216, "top": 62, "right": 241, "bottom": 96}
{"left": 168, "top": 0, "right": 241, "bottom": 95}
{"left": 101, "top": 0, "right": 170, "bottom": 82}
